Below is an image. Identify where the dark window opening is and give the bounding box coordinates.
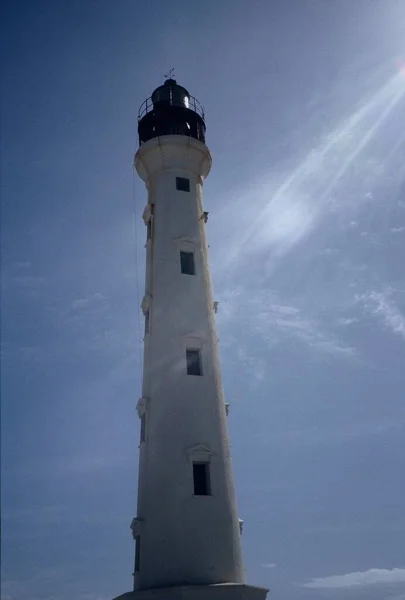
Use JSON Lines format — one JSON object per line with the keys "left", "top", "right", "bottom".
{"left": 135, "top": 536, "right": 141, "bottom": 571}
{"left": 180, "top": 251, "right": 195, "bottom": 275}
{"left": 186, "top": 349, "right": 202, "bottom": 376}
{"left": 193, "top": 462, "right": 210, "bottom": 495}
{"left": 176, "top": 176, "right": 190, "bottom": 192}
{"left": 147, "top": 220, "right": 152, "bottom": 240}
{"left": 140, "top": 414, "right": 146, "bottom": 443}
{"left": 145, "top": 310, "right": 150, "bottom": 335}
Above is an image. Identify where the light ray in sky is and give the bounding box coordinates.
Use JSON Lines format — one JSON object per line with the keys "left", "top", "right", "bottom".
{"left": 222, "top": 71, "right": 405, "bottom": 267}
{"left": 322, "top": 75, "right": 405, "bottom": 200}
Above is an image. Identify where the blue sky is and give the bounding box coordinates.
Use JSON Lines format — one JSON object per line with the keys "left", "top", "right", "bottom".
{"left": 1, "top": 1, "right": 405, "bottom": 599}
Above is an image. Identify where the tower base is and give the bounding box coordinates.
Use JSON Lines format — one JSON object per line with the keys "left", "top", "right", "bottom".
{"left": 113, "top": 583, "right": 269, "bottom": 600}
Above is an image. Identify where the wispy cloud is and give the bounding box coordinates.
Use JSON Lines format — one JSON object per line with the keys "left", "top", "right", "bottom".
{"left": 12, "top": 275, "right": 47, "bottom": 291}
{"left": 235, "top": 344, "right": 266, "bottom": 384}
{"left": 358, "top": 289, "right": 405, "bottom": 339}
{"left": 217, "top": 287, "right": 355, "bottom": 361}
{"left": 302, "top": 567, "right": 405, "bottom": 589}
{"left": 70, "top": 293, "right": 106, "bottom": 310}
{"left": 337, "top": 317, "right": 359, "bottom": 326}
{"left": 13, "top": 261, "right": 32, "bottom": 269}
{"left": 261, "top": 563, "right": 277, "bottom": 569}
{"left": 214, "top": 71, "right": 405, "bottom": 270}
{"left": 1, "top": 342, "right": 44, "bottom": 363}
{"left": 261, "top": 304, "right": 355, "bottom": 357}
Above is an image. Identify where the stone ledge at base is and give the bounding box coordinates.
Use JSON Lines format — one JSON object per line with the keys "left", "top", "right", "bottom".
{"left": 113, "top": 583, "right": 269, "bottom": 600}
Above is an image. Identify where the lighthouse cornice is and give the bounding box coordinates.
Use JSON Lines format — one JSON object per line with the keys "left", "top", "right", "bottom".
{"left": 135, "top": 135, "right": 212, "bottom": 182}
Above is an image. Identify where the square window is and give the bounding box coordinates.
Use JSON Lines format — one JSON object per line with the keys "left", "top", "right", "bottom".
{"left": 180, "top": 251, "right": 195, "bottom": 275}
{"left": 176, "top": 176, "right": 190, "bottom": 192}
{"left": 186, "top": 349, "right": 202, "bottom": 376}
{"left": 193, "top": 462, "right": 210, "bottom": 495}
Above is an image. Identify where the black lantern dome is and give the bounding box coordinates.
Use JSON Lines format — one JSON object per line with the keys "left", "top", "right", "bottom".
{"left": 138, "top": 79, "right": 206, "bottom": 145}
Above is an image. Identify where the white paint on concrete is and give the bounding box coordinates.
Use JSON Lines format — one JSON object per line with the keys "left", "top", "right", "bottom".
{"left": 133, "top": 135, "right": 245, "bottom": 590}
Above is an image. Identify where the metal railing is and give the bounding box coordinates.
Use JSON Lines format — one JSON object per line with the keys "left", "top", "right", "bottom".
{"left": 138, "top": 95, "right": 205, "bottom": 121}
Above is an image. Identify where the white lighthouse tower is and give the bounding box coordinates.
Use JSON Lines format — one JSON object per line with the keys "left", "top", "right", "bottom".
{"left": 113, "top": 78, "right": 268, "bottom": 600}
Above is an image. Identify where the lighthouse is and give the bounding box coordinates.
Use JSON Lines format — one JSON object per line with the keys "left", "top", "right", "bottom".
{"left": 113, "top": 78, "right": 269, "bottom": 600}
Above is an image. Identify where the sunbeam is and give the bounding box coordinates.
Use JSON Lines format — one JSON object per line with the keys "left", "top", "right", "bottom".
{"left": 223, "top": 71, "right": 405, "bottom": 268}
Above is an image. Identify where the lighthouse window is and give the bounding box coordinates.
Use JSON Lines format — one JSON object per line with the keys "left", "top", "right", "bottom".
{"left": 144, "top": 309, "right": 150, "bottom": 334}
{"left": 193, "top": 462, "right": 210, "bottom": 495}
{"left": 146, "top": 220, "right": 152, "bottom": 240}
{"left": 140, "top": 414, "right": 146, "bottom": 443}
{"left": 135, "top": 536, "right": 141, "bottom": 571}
{"left": 176, "top": 176, "right": 190, "bottom": 192}
{"left": 186, "top": 349, "right": 202, "bottom": 376}
{"left": 180, "top": 251, "right": 195, "bottom": 275}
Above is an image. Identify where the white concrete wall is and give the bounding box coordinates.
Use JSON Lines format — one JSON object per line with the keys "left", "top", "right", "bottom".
{"left": 134, "top": 136, "right": 244, "bottom": 590}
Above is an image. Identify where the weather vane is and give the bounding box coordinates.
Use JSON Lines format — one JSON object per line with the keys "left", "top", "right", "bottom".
{"left": 164, "top": 68, "right": 175, "bottom": 80}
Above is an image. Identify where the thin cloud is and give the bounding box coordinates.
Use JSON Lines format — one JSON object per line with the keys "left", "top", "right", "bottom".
{"left": 217, "top": 287, "right": 355, "bottom": 360}
{"left": 235, "top": 344, "right": 266, "bottom": 385}
{"left": 0, "top": 272, "right": 49, "bottom": 301}
{"left": 302, "top": 567, "right": 405, "bottom": 589}
{"left": 268, "top": 409, "right": 405, "bottom": 446}
{"left": 70, "top": 293, "right": 105, "bottom": 310}
{"left": 13, "top": 275, "right": 47, "bottom": 288}
{"left": 358, "top": 289, "right": 405, "bottom": 339}
{"left": 263, "top": 305, "right": 355, "bottom": 357}
{"left": 338, "top": 317, "right": 359, "bottom": 326}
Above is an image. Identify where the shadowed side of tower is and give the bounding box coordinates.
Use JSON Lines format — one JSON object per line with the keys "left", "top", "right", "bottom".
{"left": 113, "top": 79, "right": 269, "bottom": 600}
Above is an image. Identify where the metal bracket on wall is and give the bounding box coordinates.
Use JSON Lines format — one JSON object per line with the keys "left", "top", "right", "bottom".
{"left": 130, "top": 517, "right": 143, "bottom": 539}
{"left": 136, "top": 397, "right": 148, "bottom": 418}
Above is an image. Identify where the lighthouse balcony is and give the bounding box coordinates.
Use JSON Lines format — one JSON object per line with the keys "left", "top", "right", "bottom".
{"left": 138, "top": 93, "right": 205, "bottom": 121}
